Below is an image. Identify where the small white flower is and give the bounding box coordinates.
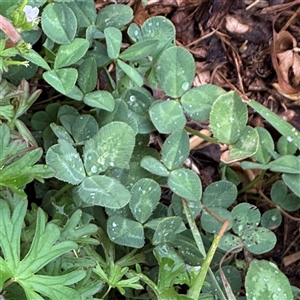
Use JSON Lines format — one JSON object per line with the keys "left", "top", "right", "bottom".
{"left": 23, "top": 5, "right": 39, "bottom": 23}
{"left": 23, "top": 61, "right": 30, "bottom": 67}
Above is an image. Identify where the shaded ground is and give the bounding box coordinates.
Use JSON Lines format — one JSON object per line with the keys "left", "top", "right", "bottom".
{"left": 95, "top": 0, "right": 300, "bottom": 289}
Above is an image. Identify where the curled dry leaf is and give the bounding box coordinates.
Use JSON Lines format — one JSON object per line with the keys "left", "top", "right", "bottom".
{"left": 271, "top": 30, "right": 300, "bottom": 101}
{"left": 225, "top": 15, "right": 250, "bottom": 35}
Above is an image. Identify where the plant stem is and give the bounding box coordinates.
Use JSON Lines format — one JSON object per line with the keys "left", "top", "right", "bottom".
{"left": 183, "top": 199, "right": 227, "bottom": 300}
{"left": 131, "top": 271, "right": 160, "bottom": 297}
{"left": 261, "top": 173, "right": 281, "bottom": 189}
{"left": 43, "top": 183, "right": 72, "bottom": 211}
{"left": 184, "top": 126, "right": 219, "bottom": 144}
{"left": 182, "top": 198, "right": 206, "bottom": 257}
{"left": 2, "top": 278, "right": 15, "bottom": 289}
{"left": 187, "top": 220, "right": 230, "bottom": 300}
{"left": 238, "top": 170, "right": 266, "bottom": 195}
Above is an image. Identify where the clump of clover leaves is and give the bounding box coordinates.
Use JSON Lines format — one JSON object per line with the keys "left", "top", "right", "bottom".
{"left": 218, "top": 202, "right": 277, "bottom": 255}
{"left": 1, "top": 0, "right": 300, "bottom": 299}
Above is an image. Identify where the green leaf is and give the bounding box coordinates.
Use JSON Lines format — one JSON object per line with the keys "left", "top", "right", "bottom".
{"left": 0, "top": 199, "right": 27, "bottom": 273}
{"left": 0, "top": 148, "right": 55, "bottom": 195}
{"left": 0, "top": 258, "right": 13, "bottom": 291}
{"left": 149, "top": 100, "right": 186, "bottom": 134}
{"left": 152, "top": 216, "right": 183, "bottom": 245}
{"left": 170, "top": 237, "right": 204, "bottom": 265}
{"left": 58, "top": 105, "right": 79, "bottom": 134}
{"left": 218, "top": 233, "right": 243, "bottom": 253}
{"left": 83, "top": 122, "right": 135, "bottom": 175}
{"left": 123, "top": 87, "right": 154, "bottom": 134}
{"left": 156, "top": 257, "right": 186, "bottom": 291}
{"left": 203, "top": 266, "right": 242, "bottom": 298}
{"left": 271, "top": 179, "right": 300, "bottom": 210}
{"left": 96, "top": 4, "right": 133, "bottom": 31}
{"left": 242, "top": 227, "right": 276, "bottom": 254}
{"left": 78, "top": 175, "right": 131, "bottom": 208}
{"left": 23, "top": 49, "right": 50, "bottom": 70}
{"left": 59, "top": 209, "right": 98, "bottom": 243}
{"left": 280, "top": 194, "right": 300, "bottom": 212}
{"left": 86, "top": 24, "right": 105, "bottom": 42}
{"left": 46, "top": 139, "right": 86, "bottom": 185}
{"left": 282, "top": 173, "right": 300, "bottom": 198}
{"left": 50, "top": 123, "right": 74, "bottom": 143}
{"left": 170, "top": 193, "right": 202, "bottom": 221}
{"left": 41, "top": 3, "right": 77, "bottom": 44}
{"left": 277, "top": 135, "right": 297, "bottom": 156}
{"left": 253, "top": 127, "right": 274, "bottom": 164}
{"left": 71, "top": 114, "right": 99, "bottom": 143}
{"left": 0, "top": 199, "right": 83, "bottom": 299}
{"left": 156, "top": 46, "right": 195, "bottom": 98}
{"left": 77, "top": 57, "right": 97, "bottom": 93}
{"left": 0, "top": 105, "right": 14, "bottom": 122}
{"left": 43, "top": 68, "right": 78, "bottom": 95}
{"left": 261, "top": 209, "right": 282, "bottom": 229}
{"left": 168, "top": 168, "right": 202, "bottom": 201}
{"left": 268, "top": 155, "right": 300, "bottom": 174}
{"left": 140, "top": 156, "right": 169, "bottom": 177}
{"left": 141, "top": 16, "right": 175, "bottom": 42}
{"left": 201, "top": 207, "right": 233, "bottom": 234}
{"left": 66, "top": 0, "right": 96, "bottom": 27}
{"left": 119, "top": 40, "right": 159, "bottom": 61}
{"left": 107, "top": 216, "right": 144, "bottom": 248}
{"left": 65, "top": 85, "right": 84, "bottom": 101}
{"left": 32, "top": 103, "right": 60, "bottom": 131}
{"left": 0, "top": 124, "right": 11, "bottom": 165}
{"left": 226, "top": 126, "right": 259, "bottom": 162}
{"left": 162, "top": 129, "right": 189, "bottom": 170}
{"left": 98, "top": 99, "right": 128, "bottom": 127}
{"left": 128, "top": 16, "right": 175, "bottom": 59}
{"left": 104, "top": 27, "right": 122, "bottom": 60}
{"left": 21, "top": 271, "right": 86, "bottom": 300}
{"left": 54, "top": 38, "right": 89, "bottom": 69}
{"left": 117, "top": 59, "right": 144, "bottom": 86}
{"left": 210, "top": 91, "right": 248, "bottom": 144}
{"left": 231, "top": 203, "right": 261, "bottom": 235}
{"left": 271, "top": 180, "right": 287, "bottom": 205}
{"left": 83, "top": 90, "right": 115, "bottom": 111}
{"left": 129, "top": 178, "right": 161, "bottom": 223}
{"left": 181, "top": 84, "right": 226, "bottom": 121}
{"left": 202, "top": 180, "right": 237, "bottom": 208}
{"left": 240, "top": 161, "right": 269, "bottom": 170}
{"left": 245, "top": 260, "right": 293, "bottom": 300}
{"left": 248, "top": 100, "right": 300, "bottom": 150}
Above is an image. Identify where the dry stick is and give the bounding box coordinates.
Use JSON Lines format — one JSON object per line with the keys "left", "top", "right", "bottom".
{"left": 246, "top": 0, "right": 262, "bottom": 10}
{"left": 215, "top": 30, "right": 245, "bottom": 94}
{"left": 219, "top": 243, "right": 245, "bottom": 300}
{"left": 280, "top": 6, "right": 300, "bottom": 32}
{"left": 282, "top": 234, "right": 300, "bottom": 257}
{"left": 186, "top": 28, "right": 219, "bottom": 48}
{"left": 283, "top": 251, "right": 300, "bottom": 267}
{"left": 259, "top": 190, "right": 300, "bottom": 222}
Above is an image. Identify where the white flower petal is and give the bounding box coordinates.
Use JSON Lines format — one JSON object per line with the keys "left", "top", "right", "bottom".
{"left": 23, "top": 5, "right": 39, "bottom": 22}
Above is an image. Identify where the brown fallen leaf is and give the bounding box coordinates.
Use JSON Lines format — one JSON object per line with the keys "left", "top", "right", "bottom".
{"left": 271, "top": 30, "right": 300, "bottom": 101}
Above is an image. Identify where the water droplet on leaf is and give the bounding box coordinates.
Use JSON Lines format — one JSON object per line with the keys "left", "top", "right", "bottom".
{"left": 181, "top": 82, "right": 189, "bottom": 91}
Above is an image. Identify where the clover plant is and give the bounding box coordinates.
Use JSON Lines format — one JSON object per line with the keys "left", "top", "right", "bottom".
{"left": 0, "top": 1, "right": 300, "bottom": 299}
